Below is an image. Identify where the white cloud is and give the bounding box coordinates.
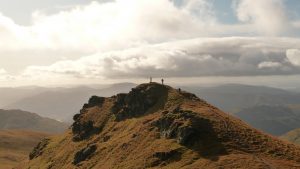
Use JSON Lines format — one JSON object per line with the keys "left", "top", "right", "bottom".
{"left": 18, "top": 37, "right": 300, "bottom": 82}
{"left": 0, "top": 68, "right": 13, "bottom": 81}
{"left": 0, "top": 0, "right": 294, "bottom": 55}
{"left": 233, "top": 0, "right": 289, "bottom": 36}
{"left": 286, "top": 49, "right": 300, "bottom": 66}
{"left": 0, "top": 0, "right": 218, "bottom": 53}
{"left": 258, "top": 62, "right": 282, "bottom": 69}
{"left": 0, "top": 0, "right": 299, "bottom": 87}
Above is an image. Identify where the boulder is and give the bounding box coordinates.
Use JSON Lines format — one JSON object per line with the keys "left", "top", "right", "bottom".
{"left": 73, "top": 144, "right": 97, "bottom": 165}
{"left": 72, "top": 120, "right": 99, "bottom": 141}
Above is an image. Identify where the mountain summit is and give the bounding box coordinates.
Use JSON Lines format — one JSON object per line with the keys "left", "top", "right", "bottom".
{"left": 23, "top": 83, "right": 300, "bottom": 168}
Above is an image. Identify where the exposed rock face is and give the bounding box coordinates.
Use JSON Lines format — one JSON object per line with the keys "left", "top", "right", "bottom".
{"left": 153, "top": 107, "right": 227, "bottom": 156}
{"left": 153, "top": 108, "right": 198, "bottom": 145}
{"left": 72, "top": 96, "right": 105, "bottom": 141}
{"left": 72, "top": 120, "right": 100, "bottom": 141}
{"left": 29, "top": 138, "right": 50, "bottom": 160}
{"left": 112, "top": 83, "right": 168, "bottom": 121}
{"left": 72, "top": 84, "right": 168, "bottom": 142}
{"left": 83, "top": 96, "right": 105, "bottom": 109}
{"left": 73, "top": 144, "right": 97, "bottom": 165}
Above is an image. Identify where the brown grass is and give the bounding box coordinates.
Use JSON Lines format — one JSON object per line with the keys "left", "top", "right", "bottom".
{"left": 22, "top": 83, "right": 300, "bottom": 169}
{"left": 0, "top": 130, "right": 50, "bottom": 169}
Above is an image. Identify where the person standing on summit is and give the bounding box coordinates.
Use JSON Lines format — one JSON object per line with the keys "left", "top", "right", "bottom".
{"left": 161, "top": 79, "right": 164, "bottom": 85}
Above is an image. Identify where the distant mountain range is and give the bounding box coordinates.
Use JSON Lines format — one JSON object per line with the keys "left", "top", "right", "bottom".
{"left": 235, "top": 105, "right": 300, "bottom": 136}
{"left": 3, "top": 83, "right": 136, "bottom": 122}
{"left": 0, "top": 109, "right": 68, "bottom": 134}
{"left": 0, "top": 86, "right": 48, "bottom": 108}
{"left": 189, "top": 84, "right": 300, "bottom": 114}
{"left": 2, "top": 83, "right": 300, "bottom": 136}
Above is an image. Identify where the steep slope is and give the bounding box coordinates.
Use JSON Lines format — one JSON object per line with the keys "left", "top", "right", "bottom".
{"left": 0, "top": 109, "right": 68, "bottom": 134}
{"left": 23, "top": 83, "right": 300, "bottom": 169}
{"left": 235, "top": 105, "right": 300, "bottom": 136}
{"left": 281, "top": 128, "right": 300, "bottom": 145}
{"left": 6, "top": 83, "right": 136, "bottom": 122}
{"left": 0, "top": 130, "right": 50, "bottom": 169}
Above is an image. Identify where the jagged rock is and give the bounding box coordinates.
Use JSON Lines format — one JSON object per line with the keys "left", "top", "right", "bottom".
{"left": 72, "top": 96, "right": 105, "bottom": 141}
{"left": 153, "top": 108, "right": 200, "bottom": 146}
{"left": 73, "top": 113, "right": 80, "bottom": 121}
{"left": 112, "top": 83, "right": 168, "bottom": 121}
{"left": 72, "top": 120, "right": 99, "bottom": 141}
{"left": 29, "top": 138, "right": 50, "bottom": 160}
{"left": 73, "top": 144, "right": 97, "bottom": 165}
{"left": 83, "top": 96, "right": 105, "bottom": 109}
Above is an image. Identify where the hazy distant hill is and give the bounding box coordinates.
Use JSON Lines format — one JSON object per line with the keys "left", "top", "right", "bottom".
{"left": 235, "top": 105, "right": 300, "bottom": 136}
{"left": 0, "top": 86, "right": 47, "bottom": 108}
{"left": 0, "top": 130, "right": 50, "bottom": 169}
{"left": 4, "top": 83, "right": 300, "bottom": 127}
{"left": 191, "top": 84, "right": 300, "bottom": 114}
{"left": 281, "top": 128, "right": 300, "bottom": 145}
{"left": 5, "top": 83, "right": 136, "bottom": 122}
{"left": 0, "top": 109, "right": 68, "bottom": 133}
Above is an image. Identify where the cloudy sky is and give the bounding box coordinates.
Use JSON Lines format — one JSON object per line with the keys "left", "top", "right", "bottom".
{"left": 0, "top": 0, "right": 300, "bottom": 88}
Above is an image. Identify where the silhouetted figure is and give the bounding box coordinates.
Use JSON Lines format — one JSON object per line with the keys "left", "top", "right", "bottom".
{"left": 150, "top": 77, "right": 152, "bottom": 83}
{"left": 161, "top": 79, "right": 164, "bottom": 85}
{"left": 178, "top": 88, "right": 181, "bottom": 93}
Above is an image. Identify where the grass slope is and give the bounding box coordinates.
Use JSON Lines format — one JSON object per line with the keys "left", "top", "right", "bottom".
{"left": 23, "top": 83, "right": 300, "bottom": 169}
{"left": 281, "top": 128, "right": 300, "bottom": 145}
{"left": 0, "top": 130, "right": 50, "bottom": 169}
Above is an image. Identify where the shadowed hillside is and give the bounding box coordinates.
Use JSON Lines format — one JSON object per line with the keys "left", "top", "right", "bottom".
{"left": 0, "top": 109, "right": 68, "bottom": 134}
{"left": 22, "top": 83, "right": 300, "bottom": 169}
{"left": 235, "top": 105, "right": 300, "bottom": 136}
{"left": 191, "top": 84, "right": 300, "bottom": 114}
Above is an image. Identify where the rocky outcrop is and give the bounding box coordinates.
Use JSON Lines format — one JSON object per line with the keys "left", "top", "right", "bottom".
{"left": 73, "top": 144, "right": 97, "bottom": 165}
{"left": 29, "top": 138, "right": 50, "bottom": 160}
{"left": 153, "top": 108, "right": 199, "bottom": 146}
{"left": 83, "top": 96, "right": 105, "bottom": 109}
{"left": 153, "top": 107, "right": 227, "bottom": 157}
{"left": 72, "top": 96, "right": 105, "bottom": 141}
{"left": 72, "top": 120, "right": 100, "bottom": 141}
{"left": 112, "top": 83, "right": 168, "bottom": 121}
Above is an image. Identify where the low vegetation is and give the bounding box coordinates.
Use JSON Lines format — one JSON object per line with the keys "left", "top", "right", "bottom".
{"left": 0, "top": 130, "right": 50, "bottom": 169}
{"left": 22, "top": 83, "right": 300, "bottom": 168}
